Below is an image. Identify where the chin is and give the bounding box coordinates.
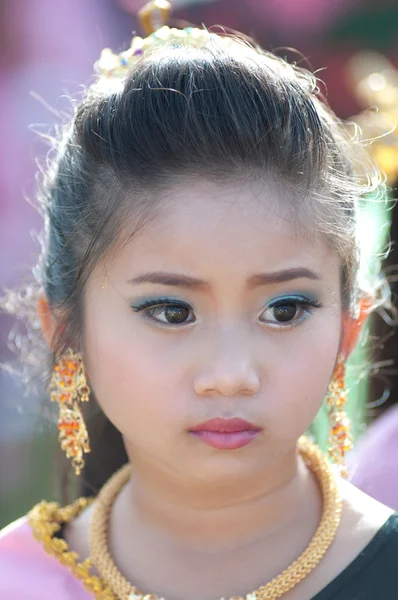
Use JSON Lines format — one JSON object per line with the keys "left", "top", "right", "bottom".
{"left": 190, "top": 453, "right": 265, "bottom": 485}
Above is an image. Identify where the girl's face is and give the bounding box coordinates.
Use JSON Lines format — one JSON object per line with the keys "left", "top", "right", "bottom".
{"left": 83, "top": 180, "right": 343, "bottom": 487}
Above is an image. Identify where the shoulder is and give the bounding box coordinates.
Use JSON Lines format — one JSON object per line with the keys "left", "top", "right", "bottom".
{"left": 338, "top": 479, "right": 395, "bottom": 543}
{"left": 0, "top": 502, "right": 93, "bottom": 600}
{"left": 315, "top": 483, "right": 398, "bottom": 598}
{"left": 299, "top": 482, "right": 398, "bottom": 600}
{"left": 349, "top": 405, "right": 398, "bottom": 509}
{"left": 329, "top": 482, "right": 398, "bottom": 582}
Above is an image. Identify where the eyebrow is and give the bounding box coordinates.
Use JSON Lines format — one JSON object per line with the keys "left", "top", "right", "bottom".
{"left": 128, "top": 268, "right": 321, "bottom": 289}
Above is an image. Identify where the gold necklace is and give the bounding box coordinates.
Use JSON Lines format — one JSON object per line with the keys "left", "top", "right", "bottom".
{"left": 89, "top": 436, "right": 342, "bottom": 600}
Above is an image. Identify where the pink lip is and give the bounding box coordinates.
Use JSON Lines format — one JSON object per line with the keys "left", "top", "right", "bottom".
{"left": 189, "top": 418, "right": 261, "bottom": 450}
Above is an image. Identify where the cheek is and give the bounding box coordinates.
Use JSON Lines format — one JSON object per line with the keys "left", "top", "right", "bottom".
{"left": 265, "top": 310, "right": 341, "bottom": 440}
{"left": 82, "top": 300, "right": 188, "bottom": 445}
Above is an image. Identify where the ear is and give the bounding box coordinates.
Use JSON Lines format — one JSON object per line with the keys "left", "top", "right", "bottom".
{"left": 37, "top": 290, "right": 57, "bottom": 348}
{"left": 340, "top": 297, "right": 373, "bottom": 360}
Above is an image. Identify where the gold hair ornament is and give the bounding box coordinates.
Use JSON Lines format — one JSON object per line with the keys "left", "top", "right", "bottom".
{"left": 95, "top": 0, "right": 232, "bottom": 79}
{"left": 138, "top": 0, "right": 172, "bottom": 35}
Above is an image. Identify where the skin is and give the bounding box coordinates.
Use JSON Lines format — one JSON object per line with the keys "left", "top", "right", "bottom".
{"left": 38, "top": 179, "right": 392, "bottom": 600}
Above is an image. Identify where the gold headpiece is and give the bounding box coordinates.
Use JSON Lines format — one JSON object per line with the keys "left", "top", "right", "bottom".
{"left": 95, "top": 0, "right": 221, "bottom": 79}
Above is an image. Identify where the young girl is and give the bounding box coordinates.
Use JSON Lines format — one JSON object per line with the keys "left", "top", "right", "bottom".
{"left": 1, "top": 1, "right": 397, "bottom": 598}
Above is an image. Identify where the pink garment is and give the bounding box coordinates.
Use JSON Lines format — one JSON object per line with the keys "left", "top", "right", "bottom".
{"left": 0, "top": 517, "right": 92, "bottom": 599}
{"left": 350, "top": 404, "right": 398, "bottom": 512}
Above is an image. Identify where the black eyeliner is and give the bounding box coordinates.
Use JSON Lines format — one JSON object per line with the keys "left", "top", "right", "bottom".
{"left": 131, "top": 297, "right": 192, "bottom": 312}
{"left": 268, "top": 294, "right": 322, "bottom": 309}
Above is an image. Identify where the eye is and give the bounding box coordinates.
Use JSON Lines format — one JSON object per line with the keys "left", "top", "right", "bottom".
{"left": 131, "top": 298, "right": 195, "bottom": 328}
{"left": 259, "top": 296, "right": 321, "bottom": 328}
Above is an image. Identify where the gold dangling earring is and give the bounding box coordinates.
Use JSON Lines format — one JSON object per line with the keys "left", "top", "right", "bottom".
{"left": 49, "top": 349, "right": 91, "bottom": 475}
{"left": 326, "top": 354, "right": 352, "bottom": 479}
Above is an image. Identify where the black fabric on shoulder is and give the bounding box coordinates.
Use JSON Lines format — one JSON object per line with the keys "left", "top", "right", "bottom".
{"left": 311, "top": 514, "right": 398, "bottom": 599}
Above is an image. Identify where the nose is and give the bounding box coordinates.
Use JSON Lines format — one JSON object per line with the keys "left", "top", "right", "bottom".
{"left": 193, "top": 329, "right": 261, "bottom": 397}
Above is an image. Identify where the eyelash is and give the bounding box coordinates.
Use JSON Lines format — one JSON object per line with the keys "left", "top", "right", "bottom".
{"left": 131, "top": 297, "right": 194, "bottom": 328}
{"left": 131, "top": 296, "right": 322, "bottom": 330}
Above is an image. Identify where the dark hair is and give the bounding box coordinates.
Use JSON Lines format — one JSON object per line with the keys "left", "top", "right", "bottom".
{"left": 1, "top": 28, "right": 391, "bottom": 500}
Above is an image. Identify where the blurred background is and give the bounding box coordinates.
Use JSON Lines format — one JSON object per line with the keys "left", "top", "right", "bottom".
{"left": 1, "top": 0, "right": 398, "bottom": 528}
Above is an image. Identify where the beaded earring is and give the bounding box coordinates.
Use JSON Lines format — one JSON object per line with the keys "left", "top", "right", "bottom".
{"left": 326, "top": 355, "right": 352, "bottom": 478}
{"left": 49, "top": 349, "right": 91, "bottom": 475}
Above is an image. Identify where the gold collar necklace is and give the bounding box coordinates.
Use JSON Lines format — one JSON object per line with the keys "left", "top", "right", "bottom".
{"left": 89, "top": 437, "right": 342, "bottom": 600}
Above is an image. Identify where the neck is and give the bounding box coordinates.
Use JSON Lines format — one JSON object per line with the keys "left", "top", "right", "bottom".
{"left": 113, "top": 445, "right": 322, "bottom": 552}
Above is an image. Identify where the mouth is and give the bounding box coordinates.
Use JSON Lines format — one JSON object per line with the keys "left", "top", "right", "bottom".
{"left": 189, "top": 418, "right": 262, "bottom": 450}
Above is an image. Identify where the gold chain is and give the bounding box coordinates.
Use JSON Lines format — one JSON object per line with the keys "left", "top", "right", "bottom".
{"left": 89, "top": 436, "right": 342, "bottom": 600}
{"left": 29, "top": 498, "right": 116, "bottom": 600}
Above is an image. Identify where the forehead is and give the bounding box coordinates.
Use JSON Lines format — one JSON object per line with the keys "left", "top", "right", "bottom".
{"left": 110, "top": 178, "right": 338, "bottom": 278}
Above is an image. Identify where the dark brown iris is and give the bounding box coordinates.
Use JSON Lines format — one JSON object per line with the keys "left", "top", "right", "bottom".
{"left": 165, "top": 306, "right": 190, "bottom": 323}
{"left": 273, "top": 303, "right": 297, "bottom": 322}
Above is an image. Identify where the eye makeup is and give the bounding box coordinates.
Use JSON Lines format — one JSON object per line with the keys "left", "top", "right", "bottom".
{"left": 258, "top": 294, "right": 323, "bottom": 328}
{"left": 130, "top": 291, "right": 323, "bottom": 330}
{"left": 131, "top": 296, "right": 191, "bottom": 312}
{"left": 131, "top": 296, "right": 195, "bottom": 327}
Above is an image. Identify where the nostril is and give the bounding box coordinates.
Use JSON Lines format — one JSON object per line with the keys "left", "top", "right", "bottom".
{"left": 193, "top": 369, "right": 260, "bottom": 397}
